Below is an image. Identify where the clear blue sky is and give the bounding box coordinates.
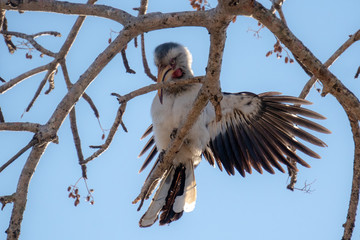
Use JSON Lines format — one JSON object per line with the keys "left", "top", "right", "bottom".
{"left": 1, "top": 0, "right": 360, "bottom": 239}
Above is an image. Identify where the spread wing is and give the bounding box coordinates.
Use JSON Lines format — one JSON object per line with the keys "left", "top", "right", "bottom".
{"left": 203, "top": 92, "right": 330, "bottom": 176}
{"left": 138, "top": 92, "right": 330, "bottom": 176}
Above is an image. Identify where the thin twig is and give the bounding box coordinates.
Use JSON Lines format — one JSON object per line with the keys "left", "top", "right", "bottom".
{"left": 25, "top": 65, "right": 57, "bottom": 112}
{"left": 0, "top": 138, "right": 37, "bottom": 173}
{"left": 138, "top": 0, "right": 148, "bottom": 15}
{"left": 141, "top": 34, "right": 157, "bottom": 82}
{"left": 0, "top": 194, "right": 16, "bottom": 210}
{"left": 112, "top": 76, "right": 205, "bottom": 103}
{"left": 0, "top": 107, "right": 4, "bottom": 122}
{"left": 0, "top": 9, "right": 5, "bottom": 31}
{"left": 32, "top": 31, "right": 61, "bottom": 38}
{"left": 134, "top": 36, "right": 138, "bottom": 48}
{"left": 82, "top": 93, "right": 100, "bottom": 118}
{"left": 293, "top": 180, "right": 315, "bottom": 193}
{"left": 23, "top": 0, "right": 98, "bottom": 111}
{"left": 60, "top": 60, "right": 94, "bottom": 179}
{"left": 44, "top": 71, "right": 55, "bottom": 94}
{"left": 354, "top": 66, "right": 360, "bottom": 79}
{"left": 61, "top": 60, "right": 100, "bottom": 118}
{"left": 286, "top": 162, "right": 297, "bottom": 191}
{"left": 1, "top": 30, "right": 58, "bottom": 57}
{"left": 69, "top": 107, "right": 86, "bottom": 178}
{"left": 270, "top": 0, "right": 287, "bottom": 25}
{"left": 80, "top": 102, "right": 127, "bottom": 165}
{"left": 299, "top": 29, "right": 360, "bottom": 99}
{"left": 0, "top": 64, "right": 49, "bottom": 94}
{"left": 120, "top": 47, "right": 136, "bottom": 74}
{"left": 2, "top": 17, "right": 16, "bottom": 53}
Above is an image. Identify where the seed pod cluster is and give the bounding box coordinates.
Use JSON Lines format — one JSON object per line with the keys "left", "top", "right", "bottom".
{"left": 265, "top": 39, "right": 294, "bottom": 64}
{"left": 25, "top": 53, "right": 33, "bottom": 59}
{"left": 85, "top": 189, "right": 95, "bottom": 205}
{"left": 189, "top": 0, "right": 208, "bottom": 11}
{"left": 67, "top": 184, "right": 95, "bottom": 206}
{"left": 67, "top": 185, "right": 81, "bottom": 206}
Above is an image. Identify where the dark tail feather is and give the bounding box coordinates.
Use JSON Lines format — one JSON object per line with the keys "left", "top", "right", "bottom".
{"left": 159, "top": 164, "right": 186, "bottom": 225}
{"left": 139, "top": 160, "right": 196, "bottom": 227}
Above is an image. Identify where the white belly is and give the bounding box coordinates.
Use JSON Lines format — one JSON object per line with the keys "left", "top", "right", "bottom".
{"left": 150, "top": 85, "right": 213, "bottom": 166}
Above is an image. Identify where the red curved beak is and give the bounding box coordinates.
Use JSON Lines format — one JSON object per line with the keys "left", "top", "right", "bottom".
{"left": 157, "top": 65, "right": 174, "bottom": 104}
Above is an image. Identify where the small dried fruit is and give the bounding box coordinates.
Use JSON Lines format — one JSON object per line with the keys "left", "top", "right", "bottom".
{"left": 67, "top": 186, "right": 71, "bottom": 192}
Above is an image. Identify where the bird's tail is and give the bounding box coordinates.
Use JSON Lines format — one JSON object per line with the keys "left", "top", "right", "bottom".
{"left": 139, "top": 160, "right": 197, "bottom": 227}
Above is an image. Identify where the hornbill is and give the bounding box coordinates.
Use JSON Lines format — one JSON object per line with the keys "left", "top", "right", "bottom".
{"left": 134, "top": 42, "right": 330, "bottom": 227}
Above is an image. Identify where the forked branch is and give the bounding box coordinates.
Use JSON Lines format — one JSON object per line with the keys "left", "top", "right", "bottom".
{"left": 80, "top": 102, "right": 127, "bottom": 165}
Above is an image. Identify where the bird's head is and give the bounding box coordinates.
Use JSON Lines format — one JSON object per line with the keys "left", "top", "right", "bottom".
{"left": 154, "top": 42, "right": 193, "bottom": 103}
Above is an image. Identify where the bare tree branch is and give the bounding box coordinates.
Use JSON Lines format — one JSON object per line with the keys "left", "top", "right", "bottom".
{"left": 2, "top": 16, "right": 16, "bottom": 53}
{"left": 138, "top": 0, "right": 148, "bottom": 15}
{"left": 246, "top": 2, "right": 360, "bottom": 120}
{"left": 0, "top": 138, "right": 37, "bottom": 174}
{"left": 120, "top": 46, "right": 136, "bottom": 74}
{"left": 0, "top": 30, "right": 60, "bottom": 57}
{"left": 342, "top": 113, "right": 360, "bottom": 240}
{"left": 0, "top": 194, "right": 15, "bottom": 210}
{"left": 114, "top": 76, "right": 205, "bottom": 103}
{"left": 6, "top": 143, "right": 48, "bottom": 240}
{"left": 288, "top": 29, "right": 360, "bottom": 190}
{"left": 141, "top": 33, "right": 157, "bottom": 82}
{"left": 0, "top": 64, "right": 49, "bottom": 94}
{"left": 270, "top": 0, "right": 287, "bottom": 25}
{"left": 299, "top": 29, "right": 360, "bottom": 99}
{"left": 61, "top": 60, "right": 100, "bottom": 118}
{"left": 1, "top": 1, "right": 359, "bottom": 238}
{"left": 69, "top": 108, "right": 86, "bottom": 177}
{"left": 0, "top": 9, "right": 5, "bottom": 30}
{"left": 0, "top": 122, "right": 41, "bottom": 132}
{"left": 25, "top": 65, "right": 57, "bottom": 112}
{"left": 80, "top": 102, "right": 127, "bottom": 165}
{"left": 0, "top": 0, "right": 134, "bottom": 24}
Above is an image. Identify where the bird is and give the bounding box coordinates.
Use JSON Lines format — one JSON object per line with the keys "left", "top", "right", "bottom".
{"left": 134, "top": 42, "right": 331, "bottom": 227}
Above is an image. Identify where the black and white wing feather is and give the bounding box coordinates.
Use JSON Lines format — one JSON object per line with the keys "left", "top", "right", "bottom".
{"left": 204, "top": 92, "right": 330, "bottom": 177}
{"left": 138, "top": 92, "right": 330, "bottom": 177}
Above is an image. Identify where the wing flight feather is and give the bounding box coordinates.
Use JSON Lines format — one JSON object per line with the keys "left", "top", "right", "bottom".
{"left": 207, "top": 92, "right": 330, "bottom": 177}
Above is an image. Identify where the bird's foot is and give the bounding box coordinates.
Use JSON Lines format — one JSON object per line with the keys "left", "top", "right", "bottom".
{"left": 170, "top": 128, "right": 178, "bottom": 140}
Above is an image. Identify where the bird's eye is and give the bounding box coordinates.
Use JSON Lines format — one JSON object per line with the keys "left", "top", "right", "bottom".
{"left": 170, "top": 58, "right": 176, "bottom": 67}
